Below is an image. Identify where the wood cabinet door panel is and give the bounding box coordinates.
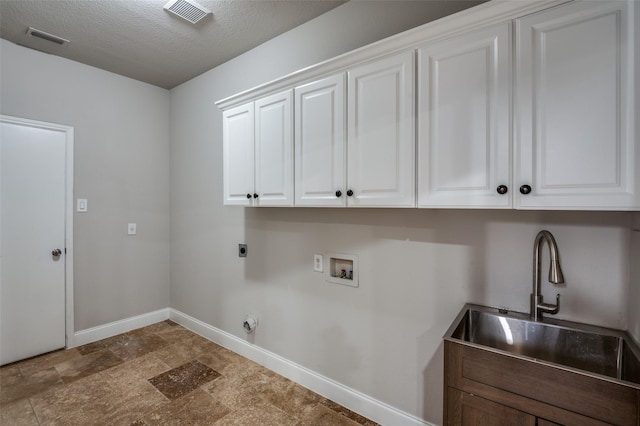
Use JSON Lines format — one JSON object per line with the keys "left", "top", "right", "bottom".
{"left": 448, "top": 388, "right": 536, "bottom": 426}
{"left": 445, "top": 341, "right": 637, "bottom": 426}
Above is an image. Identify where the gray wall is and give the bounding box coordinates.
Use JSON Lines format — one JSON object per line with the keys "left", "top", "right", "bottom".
{"left": 1, "top": 1, "right": 637, "bottom": 424}
{"left": 169, "top": 2, "right": 635, "bottom": 423}
{"left": 0, "top": 39, "right": 171, "bottom": 331}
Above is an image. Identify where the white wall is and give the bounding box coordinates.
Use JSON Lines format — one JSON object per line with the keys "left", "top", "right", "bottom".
{"left": 0, "top": 39, "right": 171, "bottom": 331}
{"left": 169, "top": 2, "right": 634, "bottom": 424}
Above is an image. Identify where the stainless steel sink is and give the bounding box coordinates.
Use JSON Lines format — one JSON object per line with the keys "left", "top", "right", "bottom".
{"left": 444, "top": 304, "right": 640, "bottom": 387}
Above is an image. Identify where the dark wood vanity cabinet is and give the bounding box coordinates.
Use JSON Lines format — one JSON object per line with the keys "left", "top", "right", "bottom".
{"left": 444, "top": 341, "right": 640, "bottom": 426}
{"left": 447, "top": 388, "right": 536, "bottom": 425}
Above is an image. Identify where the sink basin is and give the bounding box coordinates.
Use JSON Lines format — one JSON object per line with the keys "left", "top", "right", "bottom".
{"left": 445, "top": 304, "right": 640, "bottom": 387}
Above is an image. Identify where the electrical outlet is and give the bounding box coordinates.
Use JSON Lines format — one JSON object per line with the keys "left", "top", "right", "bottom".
{"left": 77, "top": 198, "right": 88, "bottom": 212}
{"left": 239, "top": 244, "right": 247, "bottom": 257}
{"left": 127, "top": 223, "right": 137, "bottom": 235}
{"left": 313, "top": 254, "right": 323, "bottom": 272}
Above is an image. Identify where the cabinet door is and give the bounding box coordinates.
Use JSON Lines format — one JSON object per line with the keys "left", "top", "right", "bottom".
{"left": 515, "top": 0, "right": 638, "bottom": 210}
{"left": 418, "top": 23, "right": 511, "bottom": 208}
{"left": 295, "top": 74, "right": 346, "bottom": 207}
{"left": 347, "top": 51, "right": 415, "bottom": 207}
{"left": 447, "top": 388, "right": 536, "bottom": 426}
{"left": 223, "top": 102, "right": 254, "bottom": 206}
{"left": 254, "top": 90, "right": 294, "bottom": 206}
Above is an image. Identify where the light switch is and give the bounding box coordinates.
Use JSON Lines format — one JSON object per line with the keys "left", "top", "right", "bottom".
{"left": 127, "top": 223, "right": 137, "bottom": 236}
{"left": 313, "top": 254, "right": 323, "bottom": 272}
{"left": 77, "top": 198, "right": 88, "bottom": 212}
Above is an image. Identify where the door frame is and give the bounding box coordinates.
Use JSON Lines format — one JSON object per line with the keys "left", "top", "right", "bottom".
{"left": 1, "top": 114, "right": 75, "bottom": 349}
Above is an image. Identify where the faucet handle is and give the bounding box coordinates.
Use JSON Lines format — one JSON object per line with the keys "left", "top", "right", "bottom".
{"left": 538, "top": 293, "right": 560, "bottom": 315}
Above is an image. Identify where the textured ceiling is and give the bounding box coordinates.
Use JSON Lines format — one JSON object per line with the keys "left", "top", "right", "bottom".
{"left": 0, "top": 0, "right": 347, "bottom": 89}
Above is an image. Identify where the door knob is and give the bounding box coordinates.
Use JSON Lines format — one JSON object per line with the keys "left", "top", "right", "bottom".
{"left": 52, "top": 249, "right": 62, "bottom": 257}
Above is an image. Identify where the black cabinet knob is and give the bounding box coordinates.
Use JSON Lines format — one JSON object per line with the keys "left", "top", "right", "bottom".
{"left": 346, "top": 189, "right": 354, "bottom": 197}
{"left": 246, "top": 193, "right": 252, "bottom": 199}
{"left": 519, "top": 185, "right": 532, "bottom": 195}
{"left": 335, "top": 190, "right": 342, "bottom": 197}
{"left": 253, "top": 193, "right": 259, "bottom": 199}
{"left": 496, "top": 185, "right": 508, "bottom": 195}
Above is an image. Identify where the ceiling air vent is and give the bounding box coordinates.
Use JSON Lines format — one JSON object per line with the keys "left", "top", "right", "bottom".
{"left": 26, "top": 27, "right": 69, "bottom": 46}
{"left": 164, "top": 0, "right": 212, "bottom": 24}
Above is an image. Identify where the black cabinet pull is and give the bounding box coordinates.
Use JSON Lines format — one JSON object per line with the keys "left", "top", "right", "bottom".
{"left": 335, "top": 190, "right": 342, "bottom": 197}
{"left": 253, "top": 193, "right": 259, "bottom": 198}
{"left": 346, "top": 189, "right": 354, "bottom": 197}
{"left": 519, "top": 185, "right": 532, "bottom": 195}
{"left": 246, "top": 193, "right": 252, "bottom": 199}
{"left": 496, "top": 185, "right": 508, "bottom": 195}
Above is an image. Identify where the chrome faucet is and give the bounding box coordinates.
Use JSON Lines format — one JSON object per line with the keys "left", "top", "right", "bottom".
{"left": 531, "top": 230, "right": 564, "bottom": 321}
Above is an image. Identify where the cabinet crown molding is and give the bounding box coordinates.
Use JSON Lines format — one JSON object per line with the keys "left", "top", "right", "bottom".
{"left": 215, "top": 0, "right": 569, "bottom": 111}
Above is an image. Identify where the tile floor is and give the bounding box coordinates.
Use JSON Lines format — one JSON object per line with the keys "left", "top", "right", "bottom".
{"left": 0, "top": 320, "right": 378, "bottom": 425}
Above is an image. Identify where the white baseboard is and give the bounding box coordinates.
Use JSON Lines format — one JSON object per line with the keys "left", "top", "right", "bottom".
{"left": 71, "top": 308, "right": 170, "bottom": 347}
{"left": 169, "top": 308, "right": 433, "bottom": 426}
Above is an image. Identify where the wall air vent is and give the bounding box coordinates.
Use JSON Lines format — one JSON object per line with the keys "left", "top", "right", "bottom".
{"left": 164, "top": 0, "right": 212, "bottom": 24}
{"left": 26, "top": 27, "right": 69, "bottom": 46}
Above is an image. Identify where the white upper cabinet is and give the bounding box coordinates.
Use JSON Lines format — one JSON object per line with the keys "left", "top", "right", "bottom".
{"left": 222, "top": 89, "right": 293, "bottom": 206}
{"left": 255, "top": 90, "right": 294, "bottom": 206}
{"left": 220, "top": 0, "right": 639, "bottom": 211}
{"left": 294, "top": 74, "right": 346, "bottom": 207}
{"left": 515, "top": 0, "right": 639, "bottom": 210}
{"left": 223, "top": 102, "right": 254, "bottom": 206}
{"left": 417, "top": 23, "right": 511, "bottom": 208}
{"left": 347, "top": 51, "right": 415, "bottom": 207}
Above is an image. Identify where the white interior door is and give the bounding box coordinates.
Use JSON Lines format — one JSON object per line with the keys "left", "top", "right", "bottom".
{"left": 1, "top": 117, "right": 70, "bottom": 365}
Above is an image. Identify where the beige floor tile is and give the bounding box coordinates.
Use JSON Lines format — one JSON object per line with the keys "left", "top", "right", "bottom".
{"left": 320, "top": 399, "right": 379, "bottom": 426}
{"left": 151, "top": 333, "right": 231, "bottom": 370}
{"left": 213, "top": 396, "right": 298, "bottom": 426}
{"left": 100, "top": 353, "right": 171, "bottom": 383}
{"left": 0, "top": 398, "right": 39, "bottom": 426}
{"left": 0, "top": 366, "right": 63, "bottom": 405}
{"left": 141, "top": 388, "right": 231, "bottom": 425}
{"left": 55, "top": 348, "right": 123, "bottom": 383}
{"left": 0, "top": 363, "right": 21, "bottom": 378}
{"left": 1, "top": 321, "right": 378, "bottom": 426}
{"left": 110, "top": 333, "right": 170, "bottom": 362}
{"left": 90, "top": 377, "right": 170, "bottom": 425}
{"left": 297, "top": 404, "right": 364, "bottom": 426}
{"left": 17, "top": 348, "right": 83, "bottom": 375}
{"left": 203, "top": 364, "right": 276, "bottom": 410}
{"left": 135, "top": 320, "right": 180, "bottom": 335}
{"left": 261, "top": 381, "right": 322, "bottom": 419}
{"left": 30, "top": 375, "right": 120, "bottom": 425}
{"left": 154, "top": 326, "right": 195, "bottom": 344}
